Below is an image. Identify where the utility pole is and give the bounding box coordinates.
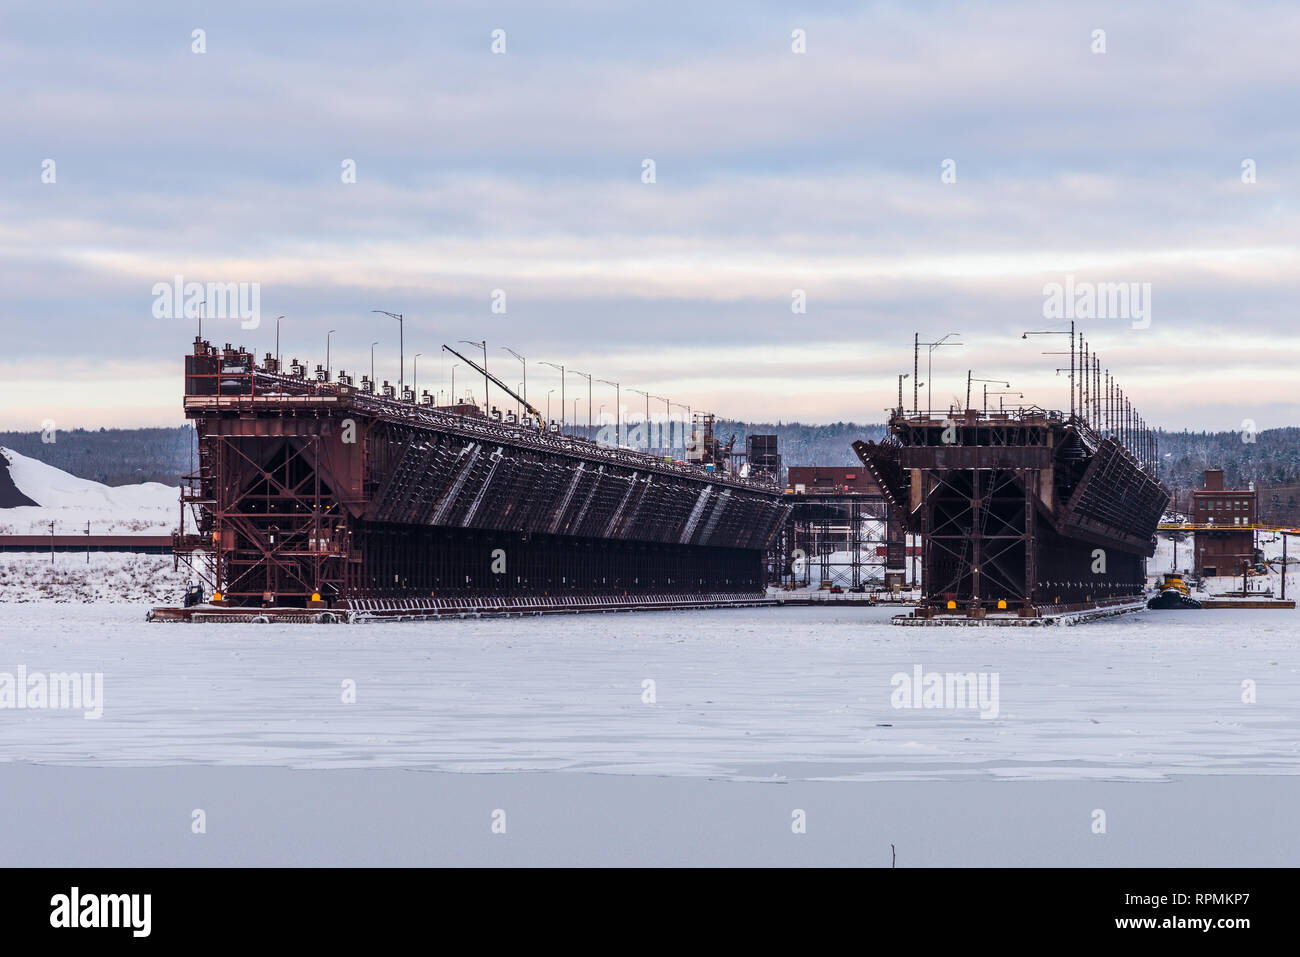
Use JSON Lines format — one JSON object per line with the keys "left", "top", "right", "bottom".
{"left": 1070, "top": 320, "right": 1075, "bottom": 418}
{"left": 49, "top": 520, "right": 55, "bottom": 565}
{"left": 913, "top": 333, "right": 919, "bottom": 417}
{"left": 85, "top": 520, "right": 90, "bottom": 564}
{"left": 1282, "top": 533, "right": 1288, "bottom": 601}
{"left": 1093, "top": 356, "right": 1100, "bottom": 426}
{"left": 1105, "top": 371, "right": 1112, "bottom": 435}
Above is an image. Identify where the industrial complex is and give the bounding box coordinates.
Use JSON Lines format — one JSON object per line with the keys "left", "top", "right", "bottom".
{"left": 147, "top": 332, "right": 1296, "bottom": 623}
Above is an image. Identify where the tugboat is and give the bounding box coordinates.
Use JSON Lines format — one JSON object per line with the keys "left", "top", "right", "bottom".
{"left": 1147, "top": 573, "right": 1202, "bottom": 609}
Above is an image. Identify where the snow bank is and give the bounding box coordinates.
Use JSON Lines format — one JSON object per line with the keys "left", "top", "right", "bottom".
{"left": 0, "top": 553, "right": 189, "bottom": 604}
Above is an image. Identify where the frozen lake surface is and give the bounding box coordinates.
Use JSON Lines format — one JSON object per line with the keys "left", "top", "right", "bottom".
{"left": 2, "top": 603, "right": 1296, "bottom": 782}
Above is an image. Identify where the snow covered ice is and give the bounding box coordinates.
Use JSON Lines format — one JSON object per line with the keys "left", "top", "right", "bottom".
{"left": 0, "top": 602, "right": 1297, "bottom": 866}
{"left": 1, "top": 449, "right": 1297, "bottom": 864}
{"left": 1, "top": 603, "right": 1296, "bottom": 781}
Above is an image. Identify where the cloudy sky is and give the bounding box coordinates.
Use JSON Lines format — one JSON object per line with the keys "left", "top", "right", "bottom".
{"left": 1, "top": 0, "right": 1296, "bottom": 432}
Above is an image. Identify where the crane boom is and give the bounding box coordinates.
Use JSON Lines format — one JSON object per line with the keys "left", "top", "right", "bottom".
{"left": 440, "top": 344, "right": 545, "bottom": 422}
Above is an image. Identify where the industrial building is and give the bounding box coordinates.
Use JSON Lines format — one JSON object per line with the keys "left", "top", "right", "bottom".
{"left": 1192, "top": 469, "right": 1259, "bottom": 577}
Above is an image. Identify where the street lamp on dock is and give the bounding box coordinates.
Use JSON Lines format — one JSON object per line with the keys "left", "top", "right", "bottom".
{"left": 372, "top": 310, "right": 404, "bottom": 394}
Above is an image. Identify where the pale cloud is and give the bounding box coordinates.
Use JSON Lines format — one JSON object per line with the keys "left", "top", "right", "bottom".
{"left": 1, "top": 0, "right": 1297, "bottom": 432}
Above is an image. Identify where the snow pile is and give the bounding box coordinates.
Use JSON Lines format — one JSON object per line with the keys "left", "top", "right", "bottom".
{"left": 0, "top": 447, "right": 179, "bottom": 534}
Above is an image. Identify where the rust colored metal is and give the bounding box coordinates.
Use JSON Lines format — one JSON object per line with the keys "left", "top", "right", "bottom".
{"left": 174, "top": 339, "right": 790, "bottom": 609}
{"left": 855, "top": 407, "right": 1169, "bottom": 616}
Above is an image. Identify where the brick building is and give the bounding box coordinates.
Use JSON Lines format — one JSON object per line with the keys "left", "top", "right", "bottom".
{"left": 1192, "top": 469, "right": 1258, "bottom": 577}
{"left": 786, "top": 466, "right": 879, "bottom": 495}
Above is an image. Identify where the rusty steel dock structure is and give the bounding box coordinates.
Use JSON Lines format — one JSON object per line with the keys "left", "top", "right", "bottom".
{"left": 854, "top": 347, "right": 1169, "bottom": 620}
{"left": 165, "top": 339, "right": 789, "bottom": 619}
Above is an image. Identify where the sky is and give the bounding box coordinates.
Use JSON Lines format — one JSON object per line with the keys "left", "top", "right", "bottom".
{"left": 0, "top": 0, "right": 1296, "bottom": 432}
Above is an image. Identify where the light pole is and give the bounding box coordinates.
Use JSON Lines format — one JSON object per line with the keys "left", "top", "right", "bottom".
{"left": 451, "top": 364, "right": 460, "bottom": 404}
{"left": 630, "top": 389, "right": 652, "bottom": 451}
{"left": 414, "top": 353, "right": 422, "bottom": 398}
{"left": 967, "top": 374, "right": 1009, "bottom": 414}
{"left": 653, "top": 395, "right": 669, "bottom": 454}
{"left": 540, "top": 361, "right": 565, "bottom": 430}
{"left": 503, "top": 347, "right": 527, "bottom": 418}
{"left": 916, "top": 333, "right": 961, "bottom": 416}
{"left": 572, "top": 370, "right": 592, "bottom": 440}
{"left": 459, "top": 339, "right": 489, "bottom": 412}
{"left": 670, "top": 401, "right": 691, "bottom": 454}
{"left": 1022, "top": 321, "right": 1076, "bottom": 418}
{"left": 326, "top": 329, "right": 336, "bottom": 380}
{"left": 372, "top": 310, "right": 403, "bottom": 393}
{"left": 597, "top": 379, "right": 620, "bottom": 446}
{"left": 897, "top": 373, "right": 909, "bottom": 415}
{"left": 276, "top": 316, "right": 285, "bottom": 370}
{"left": 370, "top": 341, "right": 378, "bottom": 388}
{"left": 990, "top": 389, "right": 1023, "bottom": 412}
{"left": 547, "top": 389, "right": 555, "bottom": 424}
